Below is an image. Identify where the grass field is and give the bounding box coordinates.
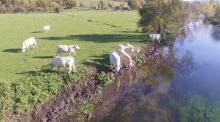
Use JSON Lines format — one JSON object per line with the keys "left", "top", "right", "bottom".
{"left": 0, "top": 11, "right": 146, "bottom": 82}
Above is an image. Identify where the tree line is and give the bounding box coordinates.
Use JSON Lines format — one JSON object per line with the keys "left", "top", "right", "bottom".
{"left": 0, "top": 0, "right": 79, "bottom": 13}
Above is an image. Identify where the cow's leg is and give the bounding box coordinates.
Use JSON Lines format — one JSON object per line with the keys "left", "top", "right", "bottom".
{"left": 72, "top": 66, "right": 76, "bottom": 73}
{"left": 68, "top": 67, "right": 72, "bottom": 74}
{"left": 58, "top": 66, "right": 61, "bottom": 74}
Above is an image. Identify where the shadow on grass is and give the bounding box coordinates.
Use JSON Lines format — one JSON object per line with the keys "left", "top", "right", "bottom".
{"left": 32, "top": 30, "right": 43, "bottom": 33}
{"left": 2, "top": 48, "right": 21, "bottom": 53}
{"left": 39, "top": 34, "right": 147, "bottom": 43}
{"left": 32, "top": 56, "right": 54, "bottom": 59}
{"left": 118, "top": 30, "right": 146, "bottom": 33}
{"left": 83, "top": 54, "right": 111, "bottom": 73}
{"left": 16, "top": 71, "right": 38, "bottom": 75}
{"left": 17, "top": 68, "right": 56, "bottom": 76}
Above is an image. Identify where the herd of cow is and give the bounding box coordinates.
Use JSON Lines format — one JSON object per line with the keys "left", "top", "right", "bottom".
{"left": 20, "top": 25, "right": 161, "bottom": 74}
{"left": 109, "top": 34, "right": 161, "bottom": 74}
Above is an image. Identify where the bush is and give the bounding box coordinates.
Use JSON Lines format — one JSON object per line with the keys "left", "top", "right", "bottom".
{"left": 113, "top": 6, "right": 121, "bottom": 11}
{"left": 54, "top": 5, "right": 62, "bottom": 13}
{"left": 97, "top": 72, "right": 115, "bottom": 87}
{"left": 63, "top": 0, "right": 77, "bottom": 8}
{"left": 14, "top": 6, "right": 26, "bottom": 13}
{"left": 0, "top": 5, "right": 6, "bottom": 13}
{"left": 27, "top": 7, "right": 45, "bottom": 12}
{"left": 161, "top": 31, "right": 174, "bottom": 46}
{"left": 6, "top": 5, "right": 14, "bottom": 12}
{"left": 0, "top": 83, "right": 12, "bottom": 114}
{"left": 215, "top": 6, "right": 220, "bottom": 18}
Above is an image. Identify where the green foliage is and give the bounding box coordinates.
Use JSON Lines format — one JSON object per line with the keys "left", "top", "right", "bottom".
{"left": 179, "top": 96, "right": 206, "bottom": 122}
{"left": 133, "top": 54, "right": 145, "bottom": 64}
{"left": 0, "top": 64, "right": 94, "bottom": 115}
{"left": 128, "top": 0, "right": 141, "bottom": 10}
{"left": 63, "top": 0, "right": 77, "bottom": 8}
{"left": 67, "top": 94, "right": 101, "bottom": 122}
{"left": 215, "top": 5, "right": 220, "bottom": 18}
{"left": 139, "top": 0, "right": 187, "bottom": 45}
{"left": 97, "top": 72, "right": 115, "bottom": 87}
{"left": 0, "top": 0, "right": 62, "bottom": 12}
{"left": 97, "top": 0, "right": 104, "bottom": 10}
{"left": 209, "top": 17, "right": 220, "bottom": 26}
{"left": 178, "top": 95, "right": 220, "bottom": 122}
{"left": 0, "top": 83, "right": 12, "bottom": 114}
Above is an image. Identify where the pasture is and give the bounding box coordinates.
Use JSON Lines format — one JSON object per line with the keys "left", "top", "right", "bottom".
{"left": 0, "top": 11, "right": 146, "bottom": 82}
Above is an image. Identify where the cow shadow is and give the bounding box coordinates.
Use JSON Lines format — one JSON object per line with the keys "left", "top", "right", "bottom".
{"left": 32, "top": 30, "right": 43, "bottom": 33}
{"left": 83, "top": 54, "right": 111, "bottom": 73}
{"left": 16, "top": 70, "right": 38, "bottom": 75}
{"left": 2, "top": 48, "right": 21, "bottom": 53}
{"left": 32, "top": 56, "right": 54, "bottom": 59}
{"left": 39, "top": 33, "right": 147, "bottom": 43}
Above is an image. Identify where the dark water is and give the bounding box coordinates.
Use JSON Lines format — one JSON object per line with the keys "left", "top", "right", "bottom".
{"left": 91, "top": 21, "right": 220, "bottom": 122}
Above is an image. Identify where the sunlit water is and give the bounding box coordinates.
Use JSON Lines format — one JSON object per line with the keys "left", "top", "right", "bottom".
{"left": 90, "top": 21, "right": 220, "bottom": 122}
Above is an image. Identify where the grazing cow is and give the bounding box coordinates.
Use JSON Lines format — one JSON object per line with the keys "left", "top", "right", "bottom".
{"left": 43, "top": 25, "right": 50, "bottom": 32}
{"left": 126, "top": 44, "right": 140, "bottom": 56}
{"left": 109, "top": 51, "right": 122, "bottom": 73}
{"left": 21, "top": 37, "right": 37, "bottom": 53}
{"left": 117, "top": 48, "right": 134, "bottom": 68}
{"left": 49, "top": 56, "right": 76, "bottom": 74}
{"left": 149, "top": 34, "right": 161, "bottom": 43}
{"left": 117, "top": 44, "right": 140, "bottom": 57}
{"left": 56, "top": 45, "right": 80, "bottom": 56}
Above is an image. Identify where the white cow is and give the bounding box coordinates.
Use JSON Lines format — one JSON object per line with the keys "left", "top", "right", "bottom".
{"left": 21, "top": 37, "right": 37, "bottom": 53}
{"left": 50, "top": 56, "right": 76, "bottom": 74}
{"left": 43, "top": 25, "right": 50, "bottom": 32}
{"left": 117, "top": 48, "right": 134, "bottom": 68}
{"left": 126, "top": 44, "right": 140, "bottom": 56}
{"left": 109, "top": 51, "right": 122, "bottom": 73}
{"left": 117, "top": 44, "right": 140, "bottom": 57}
{"left": 56, "top": 45, "right": 80, "bottom": 56}
{"left": 149, "top": 34, "right": 161, "bottom": 43}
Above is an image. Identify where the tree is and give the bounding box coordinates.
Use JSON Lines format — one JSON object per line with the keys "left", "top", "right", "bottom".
{"left": 139, "top": 0, "right": 188, "bottom": 45}
{"left": 200, "top": 1, "right": 215, "bottom": 18}
{"left": 127, "top": 0, "right": 142, "bottom": 10}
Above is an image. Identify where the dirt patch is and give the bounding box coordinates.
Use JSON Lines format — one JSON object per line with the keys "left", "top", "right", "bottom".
{"left": 10, "top": 75, "right": 100, "bottom": 122}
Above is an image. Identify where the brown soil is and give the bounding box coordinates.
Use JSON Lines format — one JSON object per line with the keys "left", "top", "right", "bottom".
{"left": 10, "top": 75, "right": 100, "bottom": 122}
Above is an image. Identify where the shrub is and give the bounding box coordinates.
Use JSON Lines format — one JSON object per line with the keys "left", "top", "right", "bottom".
{"left": 14, "top": 6, "right": 26, "bottom": 13}
{"left": 63, "top": 0, "right": 77, "bottom": 9}
{"left": 97, "top": 0, "right": 104, "bottom": 10}
{"left": 0, "top": 83, "right": 12, "bottom": 114}
{"left": 97, "top": 72, "right": 115, "bottom": 87}
{"left": 215, "top": 6, "right": 220, "bottom": 18}
{"left": 6, "top": 5, "right": 14, "bottom": 12}
{"left": 0, "top": 5, "right": 6, "bottom": 13}
{"left": 27, "top": 7, "right": 44, "bottom": 12}
{"left": 54, "top": 5, "right": 62, "bottom": 13}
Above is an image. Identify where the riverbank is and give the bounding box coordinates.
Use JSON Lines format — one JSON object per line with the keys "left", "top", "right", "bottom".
{"left": 209, "top": 17, "right": 220, "bottom": 26}
{"left": 10, "top": 74, "right": 100, "bottom": 122}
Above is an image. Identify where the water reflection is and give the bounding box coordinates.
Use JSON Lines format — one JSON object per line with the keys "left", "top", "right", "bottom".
{"left": 212, "top": 26, "right": 220, "bottom": 40}
{"left": 91, "top": 20, "right": 220, "bottom": 122}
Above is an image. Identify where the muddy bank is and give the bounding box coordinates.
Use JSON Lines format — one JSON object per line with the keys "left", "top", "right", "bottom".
{"left": 10, "top": 75, "right": 100, "bottom": 122}
{"left": 91, "top": 43, "right": 164, "bottom": 122}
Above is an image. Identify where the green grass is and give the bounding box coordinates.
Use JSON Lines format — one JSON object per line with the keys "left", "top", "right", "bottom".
{"left": 0, "top": 11, "right": 145, "bottom": 82}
